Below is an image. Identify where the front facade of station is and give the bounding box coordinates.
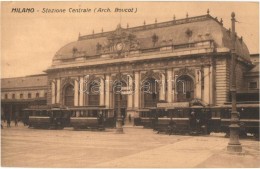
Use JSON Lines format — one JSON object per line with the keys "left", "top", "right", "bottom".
{"left": 1, "top": 13, "right": 259, "bottom": 123}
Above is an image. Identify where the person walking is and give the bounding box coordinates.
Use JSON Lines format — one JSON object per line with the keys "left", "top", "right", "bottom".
{"left": 15, "top": 117, "right": 18, "bottom": 127}
{"left": 128, "top": 114, "right": 132, "bottom": 123}
{"left": 7, "top": 114, "right": 11, "bottom": 128}
{"left": 14, "top": 111, "right": 19, "bottom": 127}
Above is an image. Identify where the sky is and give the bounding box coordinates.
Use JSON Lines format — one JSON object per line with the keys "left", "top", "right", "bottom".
{"left": 1, "top": 2, "right": 259, "bottom": 78}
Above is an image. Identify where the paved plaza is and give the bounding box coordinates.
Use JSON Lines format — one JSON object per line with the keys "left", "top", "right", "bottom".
{"left": 1, "top": 123, "right": 260, "bottom": 168}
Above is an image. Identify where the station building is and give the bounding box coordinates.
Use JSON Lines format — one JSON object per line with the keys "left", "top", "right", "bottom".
{"left": 1, "top": 12, "right": 259, "bottom": 121}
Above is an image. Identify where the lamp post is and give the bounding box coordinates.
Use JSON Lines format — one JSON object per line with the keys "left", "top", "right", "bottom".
{"left": 227, "top": 12, "right": 242, "bottom": 153}
{"left": 115, "top": 67, "right": 124, "bottom": 134}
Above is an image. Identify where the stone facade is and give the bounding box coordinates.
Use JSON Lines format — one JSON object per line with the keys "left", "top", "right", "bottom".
{"left": 1, "top": 14, "right": 258, "bottom": 119}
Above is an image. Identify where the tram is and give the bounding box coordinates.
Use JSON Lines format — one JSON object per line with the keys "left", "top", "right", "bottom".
{"left": 24, "top": 106, "right": 114, "bottom": 130}
{"left": 69, "top": 107, "right": 114, "bottom": 130}
{"left": 25, "top": 107, "right": 71, "bottom": 129}
{"left": 143, "top": 101, "right": 259, "bottom": 138}
{"left": 218, "top": 103, "right": 260, "bottom": 138}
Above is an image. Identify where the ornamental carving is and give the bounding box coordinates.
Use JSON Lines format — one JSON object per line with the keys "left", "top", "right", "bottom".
{"left": 185, "top": 28, "right": 193, "bottom": 37}
{"left": 112, "top": 73, "right": 128, "bottom": 84}
{"left": 175, "top": 67, "right": 195, "bottom": 78}
{"left": 84, "top": 75, "right": 100, "bottom": 83}
{"left": 61, "top": 77, "right": 74, "bottom": 89}
{"left": 101, "top": 24, "right": 140, "bottom": 58}
{"left": 141, "top": 70, "right": 161, "bottom": 82}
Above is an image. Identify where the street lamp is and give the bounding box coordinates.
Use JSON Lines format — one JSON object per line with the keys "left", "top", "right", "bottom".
{"left": 227, "top": 12, "right": 242, "bottom": 153}
{"left": 115, "top": 67, "right": 124, "bottom": 134}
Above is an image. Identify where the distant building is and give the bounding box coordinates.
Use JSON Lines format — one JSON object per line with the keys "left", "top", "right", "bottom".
{"left": 1, "top": 74, "right": 47, "bottom": 119}
{"left": 1, "top": 12, "right": 259, "bottom": 120}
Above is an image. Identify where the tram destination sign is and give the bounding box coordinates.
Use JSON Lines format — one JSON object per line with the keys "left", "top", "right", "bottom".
{"left": 157, "top": 102, "right": 190, "bottom": 108}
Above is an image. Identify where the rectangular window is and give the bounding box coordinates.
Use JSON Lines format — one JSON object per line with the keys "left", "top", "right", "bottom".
{"left": 20, "top": 94, "right": 23, "bottom": 99}
{"left": 249, "top": 82, "right": 258, "bottom": 89}
{"left": 36, "top": 93, "right": 39, "bottom": 98}
{"left": 28, "top": 93, "right": 31, "bottom": 99}
{"left": 5, "top": 94, "right": 8, "bottom": 99}
{"left": 12, "top": 94, "right": 15, "bottom": 99}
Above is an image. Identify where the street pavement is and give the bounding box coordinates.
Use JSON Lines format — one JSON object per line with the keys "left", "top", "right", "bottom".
{"left": 1, "top": 122, "right": 260, "bottom": 168}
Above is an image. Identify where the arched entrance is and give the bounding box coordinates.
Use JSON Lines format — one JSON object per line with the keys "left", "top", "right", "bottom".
{"left": 64, "top": 85, "right": 74, "bottom": 107}
{"left": 142, "top": 77, "right": 159, "bottom": 107}
{"left": 176, "top": 75, "right": 194, "bottom": 102}
{"left": 88, "top": 81, "right": 100, "bottom": 106}
{"left": 113, "top": 80, "right": 128, "bottom": 119}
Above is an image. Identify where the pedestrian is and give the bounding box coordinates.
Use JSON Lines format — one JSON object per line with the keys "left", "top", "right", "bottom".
{"left": 7, "top": 116, "right": 11, "bottom": 128}
{"left": 15, "top": 117, "right": 18, "bottom": 127}
{"left": 128, "top": 114, "right": 132, "bottom": 123}
{"left": 122, "top": 115, "right": 125, "bottom": 125}
{"left": 190, "top": 110, "right": 196, "bottom": 132}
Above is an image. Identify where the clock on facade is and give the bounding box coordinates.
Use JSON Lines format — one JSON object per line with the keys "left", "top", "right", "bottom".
{"left": 116, "top": 43, "right": 123, "bottom": 51}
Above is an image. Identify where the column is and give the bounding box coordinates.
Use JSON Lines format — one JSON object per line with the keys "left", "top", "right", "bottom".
{"left": 209, "top": 64, "right": 214, "bottom": 105}
{"left": 79, "top": 76, "right": 84, "bottom": 106}
{"left": 172, "top": 70, "right": 176, "bottom": 102}
{"left": 203, "top": 67, "right": 210, "bottom": 104}
{"left": 127, "top": 75, "right": 133, "bottom": 108}
{"left": 134, "top": 71, "right": 140, "bottom": 108}
{"left": 56, "top": 79, "right": 60, "bottom": 104}
{"left": 195, "top": 69, "right": 202, "bottom": 99}
{"left": 167, "top": 69, "right": 173, "bottom": 103}
{"left": 105, "top": 74, "right": 111, "bottom": 108}
{"left": 74, "top": 79, "right": 79, "bottom": 106}
{"left": 51, "top": 80, "right": 56, "bottom": 104}
{"left": 159, "top": 73, "right": 166, "bottom": 101}
{"left": 99, "top": 77, "right": 105, "bottom": 106}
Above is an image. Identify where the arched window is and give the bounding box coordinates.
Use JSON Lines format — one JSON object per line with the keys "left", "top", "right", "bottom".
{"left": 142, "top": 78, "right": 159, "bottom": 107}
{"left": 20, "top": 93, "right": 23, "bottom": 99}
{"left": 88, "top": 81, "right": 100, "bottom": 106}
{"left": 176, "top": 75, "right": 194, "bottom": 102}
{"left": 64, "top": 85, "right": 74, "bottom": 107}
{"left": 12, "top": 94, "right": 15, "bottom": 99}
{"left": 28, "top": 93, "right": 31, "bottom": 99}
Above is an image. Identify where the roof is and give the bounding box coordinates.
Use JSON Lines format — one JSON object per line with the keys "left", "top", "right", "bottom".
{"left": 53, "top": 14, "right": 250, "bottom": 65}
{"left": 1, "top": 74, "right": 48, "bottom": 90}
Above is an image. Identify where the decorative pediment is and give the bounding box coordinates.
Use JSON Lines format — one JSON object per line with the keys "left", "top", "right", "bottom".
{"left": 61, "top": 77, "right": 74, "bottom": 89}
{"left": 84, "top": 75, "right": 100, "bottom": 83}
{"left": 175, "top": 67, "right": 195, "bottom": 78}
{"left": 101, "top": 24, "right": 140, "bottom": 58}
{"left": 141, "top": 70, "right": 161, "bottom": 81}
{"left": 112, "top": 73, "right": 128, "bottom": 83}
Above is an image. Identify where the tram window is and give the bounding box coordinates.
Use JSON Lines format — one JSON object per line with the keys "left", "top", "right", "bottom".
{"left": 216, "top": 110, "right": 220, "bottom": 117}
{"left": 186, "top": 91, "right": 191, "bottom": 99}
{"left": 248, "top": 82, "right": 258, "bottom": 89}
{"left": 172, "top": 110, "right": 177, "bottom": 118}
{"left": 93, "top": 110, "right": 97, "bottom": 117}
{"left": 183, "top": 109, "right": 189, "bottom": 117}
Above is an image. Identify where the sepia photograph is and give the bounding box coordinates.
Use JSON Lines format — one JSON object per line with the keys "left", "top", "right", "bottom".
{"left": 1, "top": 1, "right": 259, "bottom": 168}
